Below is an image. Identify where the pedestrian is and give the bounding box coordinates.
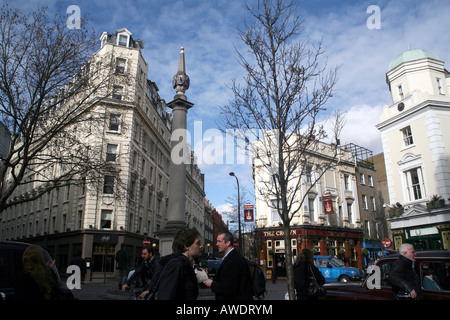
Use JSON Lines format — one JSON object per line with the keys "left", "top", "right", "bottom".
{"left": 15, "top": 245, "right": 62, "bottom": 300}
{"left": 135, "top": 247, "right": 161, "bottom": 299}
{"left": 388, "top": 243, "right": 423, "bottom": 300}
{"left": 116, "top": 243, "right": 129, "bottom": 290}
{"left": 293, "top": 248, "right": 325, "bottom": 300}
{"left": 69, "top": 252, "right": 87, "bottom": 284}
{"left": 203, "top": 232, "right": 253, "bottom": 300}
{"left": 272, "top": 267, "right": 277, "bottom": 284}
{"left": 122, "top": 247, "right": 157, "bottom": 293}
{"left": 153, "top": 227, "right": 203, "bottom": 300}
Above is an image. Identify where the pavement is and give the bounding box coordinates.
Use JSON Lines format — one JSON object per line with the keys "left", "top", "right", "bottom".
{"left": 72, "top": 278, "right": 289, "bottom": 300}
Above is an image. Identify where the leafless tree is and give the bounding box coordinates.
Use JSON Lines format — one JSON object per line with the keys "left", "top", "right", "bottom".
{"left": 219, "top": 0, "right": 344, "bottom": 299}
{"left": 0, "top": 5, "right": 128, "bottom": 213}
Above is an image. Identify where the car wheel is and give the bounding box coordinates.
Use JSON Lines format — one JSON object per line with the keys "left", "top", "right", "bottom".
{"left": 339, "top": 275, "right": 350, "bottom": 283}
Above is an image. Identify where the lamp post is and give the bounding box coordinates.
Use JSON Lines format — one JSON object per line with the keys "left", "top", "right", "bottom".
{"left": 229, "top": 172, "right": 242, "bottom": 250}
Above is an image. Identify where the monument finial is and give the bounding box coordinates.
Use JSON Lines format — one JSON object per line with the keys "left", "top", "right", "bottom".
{"left": 172, "top": 47, "right": 190, "bottom": 95}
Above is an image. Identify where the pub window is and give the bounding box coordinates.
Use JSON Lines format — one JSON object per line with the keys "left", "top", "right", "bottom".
{"left": 344, "top": 174, "right": 350, "bottom": 190}
{"left": 308, "top": 198, "right": 315, "bottom": 222}
{"left": 347, "top": 203, "right": 353, "bottom": 224}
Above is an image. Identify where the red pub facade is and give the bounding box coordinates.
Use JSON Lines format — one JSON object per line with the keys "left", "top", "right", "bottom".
{"left": 256, "top": 225, "right": 364, "bottom": 277}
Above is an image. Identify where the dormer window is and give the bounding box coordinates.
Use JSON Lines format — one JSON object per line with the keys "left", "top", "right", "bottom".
{"left": 100, "top": 32, "right": 108, "bottom": 48}
{"left": 117, "top": 34, "right": 129, "bottom": 47}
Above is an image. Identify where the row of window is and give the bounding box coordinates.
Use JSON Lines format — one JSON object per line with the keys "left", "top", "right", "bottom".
{"left": 361, "top": 195, "right": 377, "bottom": 211}
{"left": 359, "top": 173, "right": 374, "bottom": 187}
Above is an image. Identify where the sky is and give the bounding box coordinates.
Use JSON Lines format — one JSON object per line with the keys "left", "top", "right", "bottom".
{"left": 6, "top": 0, "right": 450, "bottom": 219}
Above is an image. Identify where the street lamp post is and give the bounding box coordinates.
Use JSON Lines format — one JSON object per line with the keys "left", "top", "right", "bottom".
{"left": 229, "top": 172, "right": 242, "bottom": 250}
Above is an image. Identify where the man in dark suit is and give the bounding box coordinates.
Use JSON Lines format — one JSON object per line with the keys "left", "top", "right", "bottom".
{"left": 203, "top": 232, "right": 253, "bottom": 300}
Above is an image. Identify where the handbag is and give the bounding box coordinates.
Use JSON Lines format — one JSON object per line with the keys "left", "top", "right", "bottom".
{"left": 306, "top": 263, "right": 327, "bottom": 298}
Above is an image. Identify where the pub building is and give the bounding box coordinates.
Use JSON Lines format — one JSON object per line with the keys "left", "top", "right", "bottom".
{"left": 252, "top": 137, "right": 367, "bottom": 278}
{"left": 256, "top": 226, "right": 363, "bottom": 278}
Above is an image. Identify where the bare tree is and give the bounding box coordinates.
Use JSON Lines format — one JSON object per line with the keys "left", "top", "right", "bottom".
{"left": 219, "top": 0, "right": 344, "bottom": 299}
{"left": 0, "top": 5, "right": 127, "bottom": 213}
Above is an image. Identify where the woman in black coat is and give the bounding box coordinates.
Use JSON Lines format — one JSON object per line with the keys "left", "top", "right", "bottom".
{"left": 293, "top": 248, "right": 325, "bottom": 300}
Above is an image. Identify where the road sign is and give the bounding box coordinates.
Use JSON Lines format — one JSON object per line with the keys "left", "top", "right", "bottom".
{"left": 382, "top": 238, "right": 391, "bottom": 248}
{"left": 233, "top": 240, "right": 239, "bottom": 248}
{"left": 143, "top": 238, "right": 151, "bottom": 247}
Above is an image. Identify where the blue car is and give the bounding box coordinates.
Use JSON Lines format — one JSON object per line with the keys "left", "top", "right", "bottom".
{"left": 313, "top": 256, "right": 366, "bottom": 283}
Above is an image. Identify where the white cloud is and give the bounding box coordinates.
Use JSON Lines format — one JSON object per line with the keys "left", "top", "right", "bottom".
{"left": 7, "top": 0, "right": 449, "bottom": 209}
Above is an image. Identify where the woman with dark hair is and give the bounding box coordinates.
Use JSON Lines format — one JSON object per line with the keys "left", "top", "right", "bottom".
{"left": 15, "top": 245, "right": 61, "bottom": 300}
{"left": 293, "top": 248, "right": 325, "bottom": 300}
{"left": 155, "top": 227, "right": 203, "bottom": 300}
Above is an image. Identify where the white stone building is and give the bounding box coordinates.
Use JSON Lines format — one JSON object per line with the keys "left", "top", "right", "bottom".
{"left": 0, "top": 28, "right": 206, "bottom": 279}
{"left": 376, "top": 48, "right": 450, "bottom": 251}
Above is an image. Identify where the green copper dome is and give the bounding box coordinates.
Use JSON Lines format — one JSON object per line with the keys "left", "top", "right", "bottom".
{"left": 388, "top": 48, "right": 440, "bottom": 71}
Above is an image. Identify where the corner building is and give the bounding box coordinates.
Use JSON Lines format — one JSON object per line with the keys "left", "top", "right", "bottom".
{"left": 0, "top": 28, "right": 206, "bottom": 281}
{"left": 377, "top": 48, "right": 450, "bottom": 251}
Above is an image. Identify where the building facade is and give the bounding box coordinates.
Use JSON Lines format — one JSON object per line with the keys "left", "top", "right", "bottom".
{"left": 376, "top": 48, "right": 450, "bottom": 251}
{"left": 344, "top": 144, "right": 389, "bottom": 263}
{"left": 0, "top": 28, "right": 207, "bottom": 280}
{"left": 253, "top": 135, "right": 365, "bottom": 276}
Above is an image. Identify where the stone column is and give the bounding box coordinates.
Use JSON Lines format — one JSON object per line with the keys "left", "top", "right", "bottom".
{"left": 157, "top": 47, "right": 193, "bottom": 256}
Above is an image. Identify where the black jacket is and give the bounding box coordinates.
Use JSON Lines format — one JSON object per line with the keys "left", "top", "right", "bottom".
{"left": 294, "top": 261, "right": 326, "bottom": 300}
{"left": 211, "top": 248, "right": 253, "bottom": 300}
{"left": 388, "top": 255, "right": 423, "bottom": 300}
{"left": 156, "top": 253, "right": 198, "bottom": 300}
{"left": 126, "top": 253, "right": 160, "bottom": 288}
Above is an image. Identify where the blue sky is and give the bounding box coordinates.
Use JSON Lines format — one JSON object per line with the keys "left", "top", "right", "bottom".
{"left": 7, "top": 0, "right": 450, "bottom": 218}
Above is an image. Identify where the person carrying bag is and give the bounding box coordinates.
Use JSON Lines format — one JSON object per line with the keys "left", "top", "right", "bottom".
{"left": 306, "top": 263, "right": 327, "bottom": 298}
{"left": 294, "top": 248, "right": 326, "bottom": 300}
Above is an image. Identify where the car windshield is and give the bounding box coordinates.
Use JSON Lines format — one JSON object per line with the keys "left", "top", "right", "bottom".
{"left": 329, "top": 257, "right": 345, "bottom": 267}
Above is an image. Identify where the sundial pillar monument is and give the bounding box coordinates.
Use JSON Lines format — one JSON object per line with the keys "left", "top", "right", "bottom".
{"left": 157, "top": 47, "right": 194, "bottom": 256}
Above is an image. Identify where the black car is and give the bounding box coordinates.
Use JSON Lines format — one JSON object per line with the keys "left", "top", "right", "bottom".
{"left": 0, "top": 241, "right": 75, "bottom": 300}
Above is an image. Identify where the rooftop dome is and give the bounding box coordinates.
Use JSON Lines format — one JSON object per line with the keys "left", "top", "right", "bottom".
{"left": 388, "top": 48, "right": 440, "bottom": 71}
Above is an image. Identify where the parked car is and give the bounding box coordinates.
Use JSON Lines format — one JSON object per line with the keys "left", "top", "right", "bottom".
{"left": 206, "top": 259, "right": 222, "bottom": 278}
{"left": 0, "top": 241, "right": 75, "bottom": 300}
{"left": 320, "top": 250, "right": 450, "bottom": 300}
{"left": 313, "top": 255, "right": 366, "bottom": 283}
{"left": 200, "top": 259, "right": 221, "bottom": 278}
